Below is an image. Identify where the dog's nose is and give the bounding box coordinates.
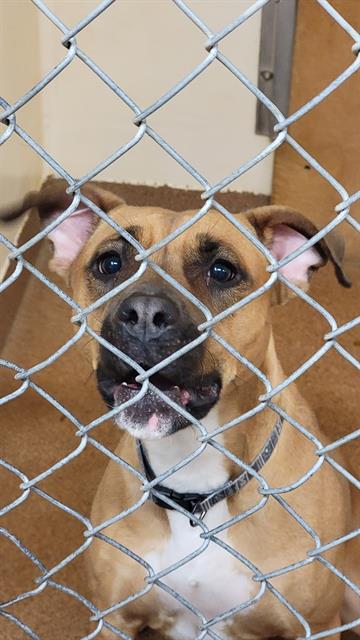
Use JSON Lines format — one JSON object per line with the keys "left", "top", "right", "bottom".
{"left": 118, "top": 294, "right": 179, "bottom": 340}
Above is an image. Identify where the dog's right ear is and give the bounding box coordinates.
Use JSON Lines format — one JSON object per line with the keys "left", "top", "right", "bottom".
{"left": 246, "top": 205, "right": 351, "bottom": 288}
{"left": 0, "top": 180, "right": 124, "bottom": 277}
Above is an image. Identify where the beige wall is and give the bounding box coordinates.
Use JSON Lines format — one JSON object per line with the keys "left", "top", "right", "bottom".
{"left": 37, "top": 0, "right": 273, "bottom": 194}
{"left": 0, "top": 1, "right": 44, "bottom": 277}
{"left": 0, "top": 2, "right": 43, "bottom": 199}
{"left": 1, "top": 0, "right": 273, "bottom": 254}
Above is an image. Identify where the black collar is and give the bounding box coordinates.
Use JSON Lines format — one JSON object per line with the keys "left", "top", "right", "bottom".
{"left": 137, "top": 416, "right": 283, "bottom": 527}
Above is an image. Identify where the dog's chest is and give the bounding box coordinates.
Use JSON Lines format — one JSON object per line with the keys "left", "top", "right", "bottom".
{"left": 145, "top": 504, "right": 254, "bottom": 639}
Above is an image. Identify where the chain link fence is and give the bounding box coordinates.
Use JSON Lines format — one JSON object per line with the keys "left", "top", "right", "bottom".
{"left": 0, "top": 0, "right": 359, "bottom": 638}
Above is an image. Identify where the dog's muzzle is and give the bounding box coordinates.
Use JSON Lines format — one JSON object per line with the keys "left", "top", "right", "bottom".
{"left": 96, "top": 286, "right": 221, "bottom": 438}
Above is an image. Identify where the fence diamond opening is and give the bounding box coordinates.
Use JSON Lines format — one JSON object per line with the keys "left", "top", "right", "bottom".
{"left": 0, "top": 1, "right": 359, "bottom": 639}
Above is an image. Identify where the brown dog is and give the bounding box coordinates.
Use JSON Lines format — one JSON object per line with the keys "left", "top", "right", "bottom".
{"left": 2, "top": 181, "right": 359, "bottom": 640}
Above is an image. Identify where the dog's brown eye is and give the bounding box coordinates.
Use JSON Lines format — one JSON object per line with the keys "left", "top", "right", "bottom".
{"left": 208, "top": 260, "right": 236, "bottom": 284}
{"left": 97, "top": 252, "right": 122, "bottom": 275}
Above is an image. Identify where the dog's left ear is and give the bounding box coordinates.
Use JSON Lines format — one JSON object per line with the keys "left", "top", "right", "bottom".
{"left": 246, "top": 205, "right": 351, "bottom": 301}
{"left": 0, "top": 179, "right": 125, "bottom": 278}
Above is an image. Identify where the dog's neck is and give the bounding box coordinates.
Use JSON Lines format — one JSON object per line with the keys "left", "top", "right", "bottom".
{"left": 143, "top": 335, "right": 284, "bottom": 494}
{"left": 144, "top": 406, "right": 230, "bottom": 493}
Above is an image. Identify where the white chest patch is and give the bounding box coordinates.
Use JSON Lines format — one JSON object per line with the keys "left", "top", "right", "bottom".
{"left": 145, "top": 505, "right": 254, "bottom": 639}
{"left": 143, "top": 409, "right": 254, "bottom": 638}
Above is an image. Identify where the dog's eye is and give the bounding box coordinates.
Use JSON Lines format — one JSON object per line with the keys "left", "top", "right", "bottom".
{"left": 97, "top": 252, "right": 122, "bottom": 275}
{"left": 208, "top": 260, "right": 236, "bottom": 283}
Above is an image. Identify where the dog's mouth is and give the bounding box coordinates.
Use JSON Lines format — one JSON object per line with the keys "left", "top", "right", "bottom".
{"left": 97, "top": 369, "right": 221, "bottom": 439}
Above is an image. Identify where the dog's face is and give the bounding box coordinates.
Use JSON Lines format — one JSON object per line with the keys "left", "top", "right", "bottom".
{"left": 73, "top": 207, "right": 273, "bottom": 438}
{"left": 6, "top": 181, "right": 348, "bottom": 439}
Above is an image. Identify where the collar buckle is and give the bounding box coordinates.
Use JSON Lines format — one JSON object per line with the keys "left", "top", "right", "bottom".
{"left": 190, "top": 502, "right": 207, "bottom": 527}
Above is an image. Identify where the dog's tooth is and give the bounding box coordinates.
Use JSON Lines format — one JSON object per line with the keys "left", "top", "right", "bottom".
{"left": 180, "top": 389, "right": 190, "bottom": 405}
{"left": 121, "top": 382, "right": 128, "bottom": 387}
{"left": 174, "top": 385, "right": 180, "bottom": 390}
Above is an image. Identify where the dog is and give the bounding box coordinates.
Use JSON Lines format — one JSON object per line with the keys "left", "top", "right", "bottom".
{"left": 2, "top": 180, "right": 359, "bottom": 640}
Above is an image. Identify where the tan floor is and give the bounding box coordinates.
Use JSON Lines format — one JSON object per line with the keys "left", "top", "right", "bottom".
{"left": 0, "top": 184, "right": 358, "bottom": 639}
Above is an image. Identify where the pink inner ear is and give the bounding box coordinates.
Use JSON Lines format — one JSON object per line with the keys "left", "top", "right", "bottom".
{"left": 271, "top": 224, "right": 322, "bottom": 283}
{"left": 47, "top": 208, "right": 94, "bottom": 270}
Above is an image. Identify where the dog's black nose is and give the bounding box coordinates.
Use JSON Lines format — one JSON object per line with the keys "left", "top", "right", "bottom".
{"left": 118, "top": 294, "right": 179, "bottom": 341}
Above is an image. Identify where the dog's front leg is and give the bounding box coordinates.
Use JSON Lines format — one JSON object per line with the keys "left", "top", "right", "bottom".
{"left": 323, "top": 615, "right": 342, "bottom": 640}
{"left": 307, "top": 614, "right": 342, "bottom": 640}
{"left": 100, "top": 624, "right": 140, "bottom": 640}
{"left": 100, "top": 621, "right": 172, "bottom": 640}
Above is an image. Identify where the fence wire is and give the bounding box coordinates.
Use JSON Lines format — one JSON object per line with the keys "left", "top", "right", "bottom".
{"left": 0, "top": 1, "right": 359, "bottom": 639}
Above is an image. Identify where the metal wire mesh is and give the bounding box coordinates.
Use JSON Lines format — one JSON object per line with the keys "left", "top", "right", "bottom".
{"left": 0, "top": 1, "right": 359, "bottom": 638}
